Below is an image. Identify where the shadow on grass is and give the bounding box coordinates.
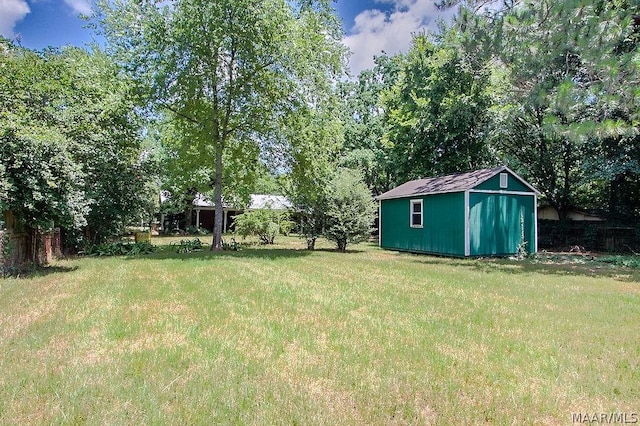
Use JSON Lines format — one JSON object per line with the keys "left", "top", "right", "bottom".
{"left": 3, "top": 265, "right": 79, "bottom": 279}
{"left": 313, "top": 248, "right": 367, "bottom": 254}
{"left": 126, "top": 247, "right": 316, "bottom": 261}
{"left": 406, "top": 253, "right": 640, "bottom": 282}
{"left": 121, "top": 241, "right": 370, "bottom": 261}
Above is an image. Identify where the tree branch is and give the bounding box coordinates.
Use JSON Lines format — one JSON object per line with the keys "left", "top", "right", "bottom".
{"left": 158, "top": 102, "right": 201, "bottom": 125}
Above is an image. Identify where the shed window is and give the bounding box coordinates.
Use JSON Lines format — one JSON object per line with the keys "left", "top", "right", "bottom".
{"left": 410, "top": 199, "right": 423, "bottom": 228}
{"left": 500, "top": 173, "right": 508, "bottom": 189}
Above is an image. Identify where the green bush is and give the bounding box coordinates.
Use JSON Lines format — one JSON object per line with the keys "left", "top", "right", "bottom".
{"left": 222, "top": 237, "right": 241, "bottom": 251}
{"left": 234, "top": 209, "right": 289, "bottom": 244}
{"left": 185, "top": 226, "right": 209, "bottom": 235}
{"left": 82, "top": 241, "right": 156, "bottom": 256}
{"left": 324, "top": 169, "right": 376, "bottom": 252}
{"left": 279, "top": 219, "right": 295, "bottom": 236}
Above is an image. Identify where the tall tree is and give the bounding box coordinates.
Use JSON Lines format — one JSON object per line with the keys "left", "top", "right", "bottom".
{"left": 282, "top": 91, "right": 344, "bottom": 250}
{"left": 443, "top": 0, "right": 640, "bottom": 221}
{"left": 0, "top": 41, "right": 88, "bottom": 232}
{"left": 58, "top": 47, "right": 151, "bottom": 243}
{"left": 337, "top": 54, "right": 402, "bottom": 195}
{"left": 98, "top": 0, "right": 345, "bottom": 250}
{"left": 381, "top": 33, "right": 493, "bottom": 183}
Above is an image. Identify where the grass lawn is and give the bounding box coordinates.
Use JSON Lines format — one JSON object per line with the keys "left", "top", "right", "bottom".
{"left": 0, "top": 236, "right": 638, "bottom": 424}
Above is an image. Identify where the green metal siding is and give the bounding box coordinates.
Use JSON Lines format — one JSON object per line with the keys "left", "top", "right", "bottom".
{"left": 474, "top": 171, "right": 531, "bottom": 192}
{"left": 469, "top": 193, "right": 535, "bottom": 256}
{"left": 380, "top": 192, "right": 465, "bottom": 256}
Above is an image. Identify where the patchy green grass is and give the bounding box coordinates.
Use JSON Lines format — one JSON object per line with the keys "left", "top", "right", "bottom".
{"left": 0, "top": 236, "right": 638, "bottom": 424}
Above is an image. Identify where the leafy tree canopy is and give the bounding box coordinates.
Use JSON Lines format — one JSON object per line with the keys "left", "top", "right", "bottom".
{"left": 98, "top": 0, "right": 346, "bottom": 249}
{"left": 381, "top": 33, "right": 493, "bottom": 183}
{"left": 0, "top": 39, "right": 150, "bottom": 244}
{"left": 438, "top": 0, "right": 639, "bottom": 221}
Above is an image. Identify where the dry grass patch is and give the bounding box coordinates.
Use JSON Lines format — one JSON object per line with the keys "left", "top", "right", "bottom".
{"left": 0, "top": 237, "right": 638, "bottom": 424}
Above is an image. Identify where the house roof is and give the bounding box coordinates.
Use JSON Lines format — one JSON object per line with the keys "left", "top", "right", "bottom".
{"left": 193, "top": 193, "right": 217, "bottom": 208}
{"left": 194, "top": 193, "right": 291, "bottom": 210}
{"left": 248, "top": 194, "right": 292, "bottom": 210}
{"left": 161, "top": 192, "right": 291, "bottom": 210}
{"left": 377, "top": 166, "right": 538, "bottom": 200}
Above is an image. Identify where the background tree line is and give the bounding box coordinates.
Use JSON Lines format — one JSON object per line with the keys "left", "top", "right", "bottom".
{"left": 1, "top": 0, "right": 638, "bottom": 256}
{"left": 339, "top": 0, "right": 639, "bottom": 225}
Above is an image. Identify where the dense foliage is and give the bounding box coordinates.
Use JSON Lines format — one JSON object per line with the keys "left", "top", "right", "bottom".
{"left": 382, "top": 35, "right": 493, "bottom": 183}
{"left": 81, "top": 240, "right": 156, "bottom": 257}
{"left": 337, "top": 54, "right": 402, "bottom": 194}
{"left": 444, "top": 0, "right": 639, "bottom": 222}
{"left": 336, "top": 1, "right": 639, "bottom": 225}
{"left": 0, "top": 39, "right": 151, "bottom": 249}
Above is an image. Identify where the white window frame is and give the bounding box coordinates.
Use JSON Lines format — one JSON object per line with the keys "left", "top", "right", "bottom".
{"left": 410, "top": 199, "right": 423, "bottom": 228}
{"left": 500, "top": 173, "right": 508, "bottom": 189}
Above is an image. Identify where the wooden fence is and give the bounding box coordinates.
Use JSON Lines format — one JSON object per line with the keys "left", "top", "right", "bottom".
{"left": 0, "top": 228, "right": 61, "bottom": 271}
{"left": 538, "top": 220, "right": 639, "bottom": 253}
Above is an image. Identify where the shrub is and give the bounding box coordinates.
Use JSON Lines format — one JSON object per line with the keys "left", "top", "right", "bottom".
{"left": 82, "top": 241, "right": 156, "bottom": 256}
{"left": 234, "top": 209, "right": 289, "bottom": 244}
{"left": 324, "top": 169, "right": 376, "bottom": 252}
{"left": 222, "top": 237, "right": 241, "bottom": 251}
{"left": 598, "top": 255, "right": 640, "bottom": 268}
{"left": 279, "top": 219, "right": 295, "bottom": 236}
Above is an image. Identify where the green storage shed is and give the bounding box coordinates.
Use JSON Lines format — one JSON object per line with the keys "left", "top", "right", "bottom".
{"left": 377, "top": 166, "right": 539, "bottom": 257}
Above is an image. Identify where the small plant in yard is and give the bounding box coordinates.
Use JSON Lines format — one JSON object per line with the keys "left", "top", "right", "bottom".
{"left": 222, "top": 237, "right": 241, "bottom": 251}
{"left": 185, "top": 226, "right": 209, "bottom": 235}
{"left": 170, "top": 238, "right": 204, "bottom": 253}
{"left": 514, "top": 211, "right": 528, "bottom": 260}
{"left": 598, "top": 255, "right": 640, "bottom": 268}
{"left": 515, "top": 240, "right": 528, "bottom": 260}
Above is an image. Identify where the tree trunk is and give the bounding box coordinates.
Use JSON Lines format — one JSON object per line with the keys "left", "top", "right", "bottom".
{"left": 211, "top": 148, "right": 224, "bottom": 251}
{"left": 556, "top": 204, "right": 569, "bottom": 222}
{"left": 307, "top": 236, "right": 316, "bottom": 250}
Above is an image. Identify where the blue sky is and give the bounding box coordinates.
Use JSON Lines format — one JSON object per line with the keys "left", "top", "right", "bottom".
{"left": 1, "top": 0, "right": 457, "bottom": 74}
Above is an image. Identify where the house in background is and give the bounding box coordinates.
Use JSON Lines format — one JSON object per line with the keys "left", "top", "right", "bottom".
{"left": 377, "top": 166, "right": 539, "bottom": 257}
{"left": 160, "top": 193, "right": 291, "bottom": 233}
{"left": 537, "top": 206, "right": 604, "bottom": 222}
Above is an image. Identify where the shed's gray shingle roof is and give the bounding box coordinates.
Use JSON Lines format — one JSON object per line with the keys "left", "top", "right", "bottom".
{"left": 377, "top": 166, "right": 514, "bottom": 200}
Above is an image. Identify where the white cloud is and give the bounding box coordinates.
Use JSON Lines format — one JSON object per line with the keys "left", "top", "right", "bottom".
{"left": 0, "top": 0, "right": 30, "bottom": 38}
{"left": 64, "top": 0, "right": 92, "bottom": 15}
{"left": 343, "top": 0, "right": 458, "bottom": 75}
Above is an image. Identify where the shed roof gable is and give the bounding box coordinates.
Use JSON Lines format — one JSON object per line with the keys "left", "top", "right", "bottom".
{"left": 377, "top": 166, "right": 538, "bottom": 200}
